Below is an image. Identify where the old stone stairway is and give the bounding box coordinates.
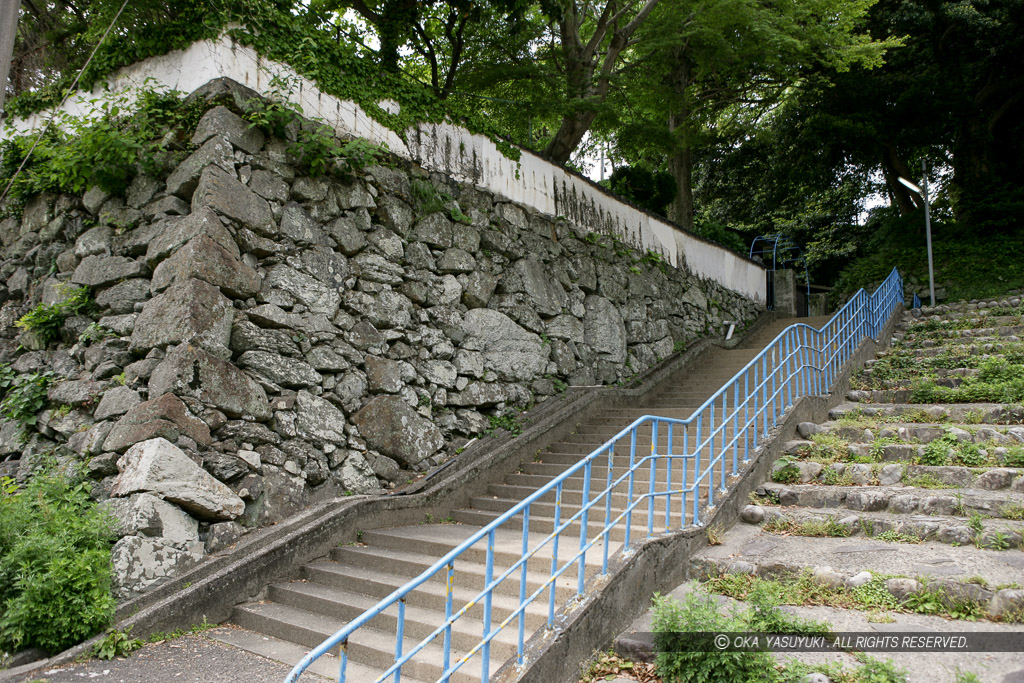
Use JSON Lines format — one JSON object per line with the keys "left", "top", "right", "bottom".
{"left": 213, "top": 314, "right": 830, "bottom": 681}
{"left": 611, "top": 297, "right": 1024, "bottom": 682}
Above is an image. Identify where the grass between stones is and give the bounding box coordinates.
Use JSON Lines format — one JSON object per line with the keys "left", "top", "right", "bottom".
{"left": 704, "top": 571, "right": 993, "bottom": 623}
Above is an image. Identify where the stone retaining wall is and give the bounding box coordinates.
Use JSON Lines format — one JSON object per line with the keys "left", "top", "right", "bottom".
{"left": 0, "top": 92, "right": 761, "bottom": 601}
{"left": 1, "top": 34, "right": 766, "bottom": 301}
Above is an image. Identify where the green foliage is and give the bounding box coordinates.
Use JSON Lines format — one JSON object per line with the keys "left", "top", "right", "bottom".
{"left": 0, "top": 468, "right": 116, "bottom": 654}
{"left": 606, "top": 166, "right": 676, "bottom": 217}
{"left": 14, "top": 303, "right": 65, "bottom": 347}
{"left": 15, "top": 286, "right": 95, "bottom": 347}
{"left": 652, "top": 589, "right": 776, "bottom": 683}
{"left": 92, "top": 626, "right": 144, "bottom": 660}
{"left": 78, "top": 323, "right": 116, "bottom": 346}
{"left": 1003, "top": 446, "right": 1024, "bottom": 468}
{"left": 243, "top": 88, "right": 386, "bottom": 178}
{"left": 0, "top": 372, "right": 55, "bottom": 429}
{"left": 2, "top": 88, "right": 201, "bottom": 213}
{"left": 486, "top": 412, "right": 524, "bottom": 437}
{"left": 410, "top": 178, "right": 447, "bottom": 214}
{"left": 763, "top": 516, "right": 851, "bottom": 538}
{"left": 771, "top": 456, "right": 800, "bottom": 484}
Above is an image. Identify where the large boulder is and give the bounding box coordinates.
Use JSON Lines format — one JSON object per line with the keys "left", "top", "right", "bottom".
{"left": 151, "top": 234, "right": 261, "bottom": 298}
{"left": 238, "top": 351, "right": 322, "bottom": 388}
{"left": 165, "top": 137, "right": 236, "bottom": 198}
{"left": 110, "top": 535, "right": 204, "bottom": 599}
{"left": 293, "top": 390, "right": 348, "bottom": 446}
{"left": 71, "top": 255, "right": 148, "bottom": 288}
{"left": 192, "top": 106, "right": 265, "bottom": 154}
{"left": 507, "top": 258, "right": 567, "bottom": 316}
{"left": 111, "top": 437, "right": 245, "bottom": 520}
{"left": 583, "top": 295, "right": 627, "bottom": 363}
{"left": 130, "top": 278, "right": 234, "bottom": 355}
{"left": 145, "top": 206, "right": 240, "bottom": 266}
{"left": 352, "top": 395, "right": 444, "bottom": 467}
{"left": 103, "top": 392, "right": 212, "bottom": 453}
{"left": 192, "top": 166, "right": 274, "bottom": 235}
{"left": 148, "top": 344, "right": 271, "bottom": 420}
{"left": 263, "top": 264, "right": 341, "bottom": 316}
{"left": 461, "top": 308, "right": 548, "bottom": 381}
{"left": 103, "top": 493, "right": 201, "bottom": 548}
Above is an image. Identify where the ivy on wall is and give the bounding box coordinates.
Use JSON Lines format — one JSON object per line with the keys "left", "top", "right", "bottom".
{"left": 3, "top": 1, "right": 522, "bottom": 161}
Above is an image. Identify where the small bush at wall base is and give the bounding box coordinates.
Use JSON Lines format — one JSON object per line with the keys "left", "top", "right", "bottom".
{"left": 0, "top": 468, "right": 116, "bottom": 654}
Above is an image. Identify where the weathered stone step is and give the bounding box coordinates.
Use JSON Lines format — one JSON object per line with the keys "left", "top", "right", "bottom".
{"left": 691, "top": 552, "right": 1024, "bottom": 620}
{"left": 756, "top": 481, "right": 1024, "bottom": 520}
{"left": 859, "top": 367, "right": 977, "bottom": 379}
{"left": 829, "top": 402, "right": 1024, "bottom": 424}
{"left": 900, "top": 341, "right": 1023, "bottom": 358}
{"left": 231, "top": 601, "right": 483, "bottom": 683}
{"left": 693, "top": 522, "right": 1024, "bottom": 608}
{"left": 899, "top": 325, "right": 1024, "bottom": 342}
{"left": 800, "top": 420, "right": 1024, "bottom": 444}
{"left": 745, "top": 503, "right": 1024, "bottom": 550}
{"left": 777, "top": 450, "right": 1024, "bottom": 489}
{"left": 851, "top": 376, "right": 966, "bottom": 391}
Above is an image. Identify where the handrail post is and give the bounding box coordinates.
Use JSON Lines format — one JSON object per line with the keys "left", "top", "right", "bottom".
{"left": 547, "top": 484, "right": 561, "bottom": 627}
{"left": 665, "top": 423, "right": 674, "bottom": 530}
{"left": 647, "top": 421, "right": 657, "bottom": 537}
{"left": 443, "top": 562, "right": 455, "bottom": 677}
{"left": 482, "top": 530, "right": 495, "bottom": 682}
{"left": 578, "top": 459, "right": 592, "bottom": 594}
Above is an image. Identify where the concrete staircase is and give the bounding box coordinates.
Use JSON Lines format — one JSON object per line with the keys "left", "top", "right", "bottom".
{"left": 615, "top": 298, "right": 1024, "bottom": 682}
{"left": 214, "top": 315, "right": 829, "bottom": 681}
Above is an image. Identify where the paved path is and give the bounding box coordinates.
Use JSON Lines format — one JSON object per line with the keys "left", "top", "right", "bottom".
{"left": 7, "top": 627, "right": 329, "bottom": 683}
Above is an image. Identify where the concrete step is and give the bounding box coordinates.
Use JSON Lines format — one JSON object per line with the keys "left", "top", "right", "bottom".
{"left": 330, "top": 545, "right": 577, "bottom": 603}
{"left": 451, "top": 505, "right": 699, "bottom": 541}
{"left": 266, "top": 579, "right": 524, "bottom": 656}
{"left": 360, "top": 525, "right": 623, "bottom": 577}
{"left": 232, "top": 601, "right": 484, "bottom": 683}
{"left": 297, "top": 561, "right": 557, "bottom": 628}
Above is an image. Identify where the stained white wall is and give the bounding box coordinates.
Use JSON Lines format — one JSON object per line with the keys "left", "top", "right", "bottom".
{"left": 2, "top": 35, "right": 766, "bottom": 303}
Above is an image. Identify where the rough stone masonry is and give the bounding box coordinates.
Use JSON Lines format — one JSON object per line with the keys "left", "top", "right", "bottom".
{"left": 0, "top": 98, "right": 761, "bottom": 599}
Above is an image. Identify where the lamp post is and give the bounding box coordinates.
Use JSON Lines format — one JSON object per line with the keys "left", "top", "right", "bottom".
{"left": 898, "top": 161, "right": 935, "bottom": 306}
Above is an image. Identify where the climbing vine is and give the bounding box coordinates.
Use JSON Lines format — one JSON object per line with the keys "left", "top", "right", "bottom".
{"left": 4, "top": 1, "right": 522, "bottom": 161}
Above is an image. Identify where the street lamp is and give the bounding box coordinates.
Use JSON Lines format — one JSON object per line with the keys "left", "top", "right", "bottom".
{"left": 898, "top": 161, "right": 935, "bottom": 306}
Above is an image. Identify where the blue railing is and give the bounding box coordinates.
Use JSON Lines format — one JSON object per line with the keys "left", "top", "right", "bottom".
{"left": 284, "top": 267, "right": 903, "bottom": 683}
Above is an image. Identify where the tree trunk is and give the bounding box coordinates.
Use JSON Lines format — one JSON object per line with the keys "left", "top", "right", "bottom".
{"left": 881, "top": 145, "right": 920, "bottom": 215}
{"left": 668, "top": 144, "right": 694, "bottom": 231}
{"left": 542, "top": 111, "right": 599, "bottom": 166}
{"left": 666, "top": 55, "right": 694, "bottom": 231}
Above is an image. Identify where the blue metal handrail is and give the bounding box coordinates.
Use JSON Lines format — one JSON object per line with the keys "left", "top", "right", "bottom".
{"left": 285, "top": 267, "right": 904, "bottom": 683}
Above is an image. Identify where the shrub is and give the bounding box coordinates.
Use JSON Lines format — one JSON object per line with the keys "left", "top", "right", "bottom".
{"left": 652, "top": 588, "right": 775, "bottom": 683}
{"left": 0, "top": 467, "right": 116, "bottom": 654}
{"left": 771, "top": 456, "right": 801, "bottom": 484}
{"left": 0, "top": 371, "right": 54, "bottom": 428}
{"left": 15, "top": 286, "right": 95, "bottom": 347}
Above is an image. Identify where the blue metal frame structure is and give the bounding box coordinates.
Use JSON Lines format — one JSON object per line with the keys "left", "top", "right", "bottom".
{"left": 749, "top": 234, "right": 811, "bottom": 312}
{"left": 284, "top": 267, "right": 904, "bottom": 683}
